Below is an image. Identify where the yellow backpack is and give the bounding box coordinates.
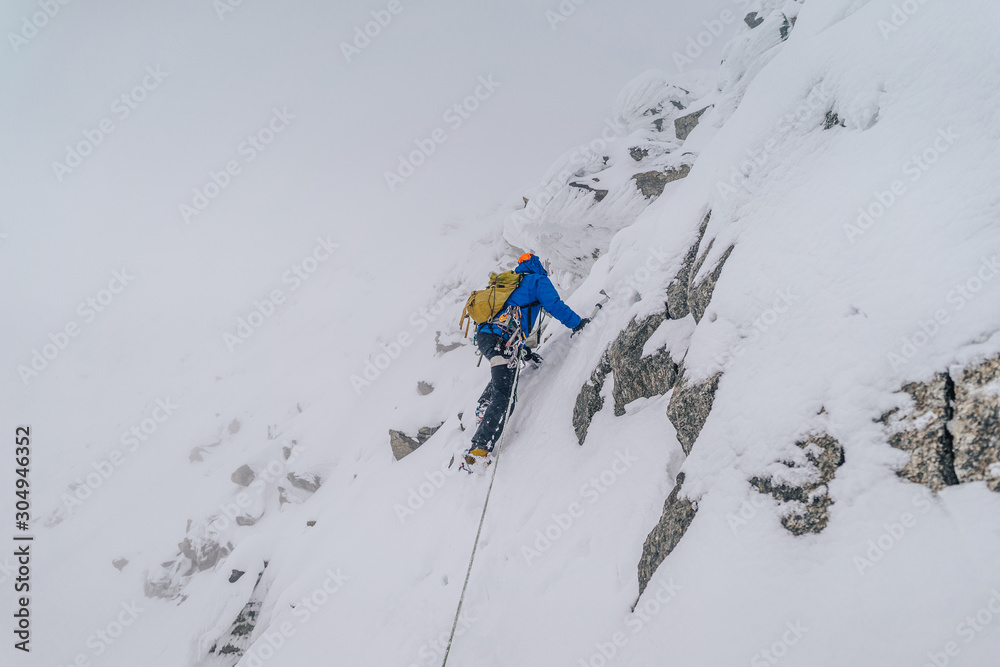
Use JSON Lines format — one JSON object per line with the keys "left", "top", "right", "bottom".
{"left": 458, "top": 271, "right": 522, "bottom": 337}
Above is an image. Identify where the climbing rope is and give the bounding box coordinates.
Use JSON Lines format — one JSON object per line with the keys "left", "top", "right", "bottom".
{"left": 440, "top": 356, "right": 522, "bottom": 667}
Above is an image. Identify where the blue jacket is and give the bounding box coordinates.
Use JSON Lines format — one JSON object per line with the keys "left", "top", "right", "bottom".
{"left": 478, "top": 256, "right": 582, "bottom": 337}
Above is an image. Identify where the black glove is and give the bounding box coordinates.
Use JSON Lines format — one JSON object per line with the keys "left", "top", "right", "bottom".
{"left": 520, "top": 346, "right": 544, "bottom": 364}
{"left": 571, "top": 318, "right": 591, "bottom": 337}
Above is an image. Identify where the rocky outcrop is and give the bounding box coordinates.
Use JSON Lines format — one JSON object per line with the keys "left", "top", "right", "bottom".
{"left": 665, "top": 211, "right": 711, "bottom": 320}
{"left": 573, "top": 358, "right": 611, "bottom": 446}
{"left": 572, "top": 312, "right": 682, "bottom": 444}
{"left": 885, "top": 357, "right": 1000, "bottom": 493}
{"left": 631, "top": 163, "right": 692, "bottom": 198}
{"left": 951, "top": 356, "right": 1000, "bottom": 491}
{"left": 880, "top": 374, "right": 958, "bottom": 491}
{"left": 674, "top": 106, "right": 711, "bottom": 141}
{"left": 231, "top": 464, "right": 255, "bottom": 487}
{"left": 750, "top": 435, "right": 845, "bottom": 535}
{"left": 688, "top": 241, "right": 734, "bottom": 323}
{"left": 390, "top": 423, "right": 444, "bottom": 460}
{"left": 568, "top": 180, "right": 609, "bottom": 203}
{"left": 208, "top": 567, "right": 267, "bottom": 661}
{"left": 636, "top": 472, "right": 697, "bottom": 598}
{"left": 287, "top": 472, "right": 322, "bottom": 493}
{"left": 666, "top": 365, "right": 722, "bottom": 455}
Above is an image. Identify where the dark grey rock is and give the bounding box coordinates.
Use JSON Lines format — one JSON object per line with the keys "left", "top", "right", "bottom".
{"left": 434, "top": 331, "right": 463, "bottom": 355}
{"left": 666, "top": 364, "right": 722, "bottom": 455}
{"left": 688, "top": 241, "right": 734, "bottom": 323}
{"left": 287, "top": 472, "right": 322, "bottom": 493}
{"left": 231, "top": 464, "right": 255, "bottom": 487}
{"left": 636, "top": 472, "right": 697, "bottom": 598}
{"left": 229, "top": 569, "right": 245, "bottom": 583}
{"left": 178, "top": 536, "right": 231, "bottom": 572}
{"left": 631, "top": 164, "right": 692, "bottom": 199}
{"left": 113, "top": 558, "right": 129, "bottom": 572}
{"left": 666, "top": 211, "right": 711, "bottom": 320}
{"left": 951, "top": 356, "right": 1000, "bottom": 492}
{"left": 824, "top": 111, "right": 846, "bottom": 130}
{"left": 674, "top": 106, "right": 712, "bottom": 141}
{"left": 390, "top": 422, "right": 445, "bottom": 460}
{"left": 750, "top": 435, "right": 845, "bottom": 535}
{"left": 208, "top": 568, "right": 267, "bottom": 660}
{"left": 606, "top": 313, "right": 679, "bottom": 416}
{"left": 629, "top": 146, "right": 649, "bottom": 161}
{"left": 880, "top": 374, "right": 959, "bottom": 491}
{"left": 572, "top": 313, "right": 682, "bottom": 445}
{"left": 417, "top": 381, "right": 435, "bottom": 395}
{"left": 568, "top": 181, "right": 609, "bottom": 203}
{"left": 573, "top": 356, "right": 612, "bottom": 446}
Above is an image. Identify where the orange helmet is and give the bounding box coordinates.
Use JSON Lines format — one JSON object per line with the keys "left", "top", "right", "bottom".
{"left": 518, "top": 252, "right": 535, "bottom": 264}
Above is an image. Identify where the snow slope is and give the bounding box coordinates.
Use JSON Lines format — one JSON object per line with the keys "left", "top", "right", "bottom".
{"left": 5, "top": 0, "right": 1000, "bottom": 666}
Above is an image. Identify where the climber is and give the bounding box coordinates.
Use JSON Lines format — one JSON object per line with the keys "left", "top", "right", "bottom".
{"left": 463, "top": 252, "right": 589, "bottom": 471}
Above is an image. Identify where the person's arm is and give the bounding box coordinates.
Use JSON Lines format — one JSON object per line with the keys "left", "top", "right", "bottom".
{"left": 535, "top": 276, "right": 582, "bottom": 329}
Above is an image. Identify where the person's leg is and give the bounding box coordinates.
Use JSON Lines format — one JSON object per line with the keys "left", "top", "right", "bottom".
{"left": 471, "top": 361, "right": 517, "bottom": 451}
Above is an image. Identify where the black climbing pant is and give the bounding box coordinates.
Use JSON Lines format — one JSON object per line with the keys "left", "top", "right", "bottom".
{"left": 471, "top": 332, "right": 517, "bottom": 451}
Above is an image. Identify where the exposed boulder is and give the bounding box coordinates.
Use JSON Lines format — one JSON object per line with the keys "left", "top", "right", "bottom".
{"left": 287, "top": 472, "right": 322, "bottom": 493}
{"left": 417, "top": 381, "right": 435, "bottom": 395}
{"left": 568, "top": 180, "right": 609, "bottom": 203}
{"left": 744, "top": 11, "right": 764, "bottom": 28}
{"left": 573, "top": 357, "right": 611, "bottom": 446}
{"left": 208, "top": 568, "right": 267, "bottom": 661}
{"left": 390, "top": 422, "right": 445, "bottom": 460}
{"left": 688, "top": 241, "right": 734, "bottom": 323}
{"left": 636, "top": 472, "right": 697, "bottom": 598}
{"left": 880, "top": 374, "right": 959, "bottom": 491}
{"left": 750, "top": 435, "right": 845, "bottom": 535}
{"left": 631, "top": 163, "right": 692, "bottom": 198}
{"left": 231, "top": 464, "right": 255, "bottom": 487}
{"left": 666, "top": 364, "right": 722, "bottom": 455}
{"left": 674, "top": 106, "right": 712, "bottom": 141}
{"left": 572, "top": 313, "right": 683, "bottom": 445}
{"left": 666, "top": 211, "right": 711, "bottom": 320}
{"left": 951, "top": 355, "right": 1000, "bottom": 491}
{"left": 113, "top": 558, "right": 129, "bottom": 572}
